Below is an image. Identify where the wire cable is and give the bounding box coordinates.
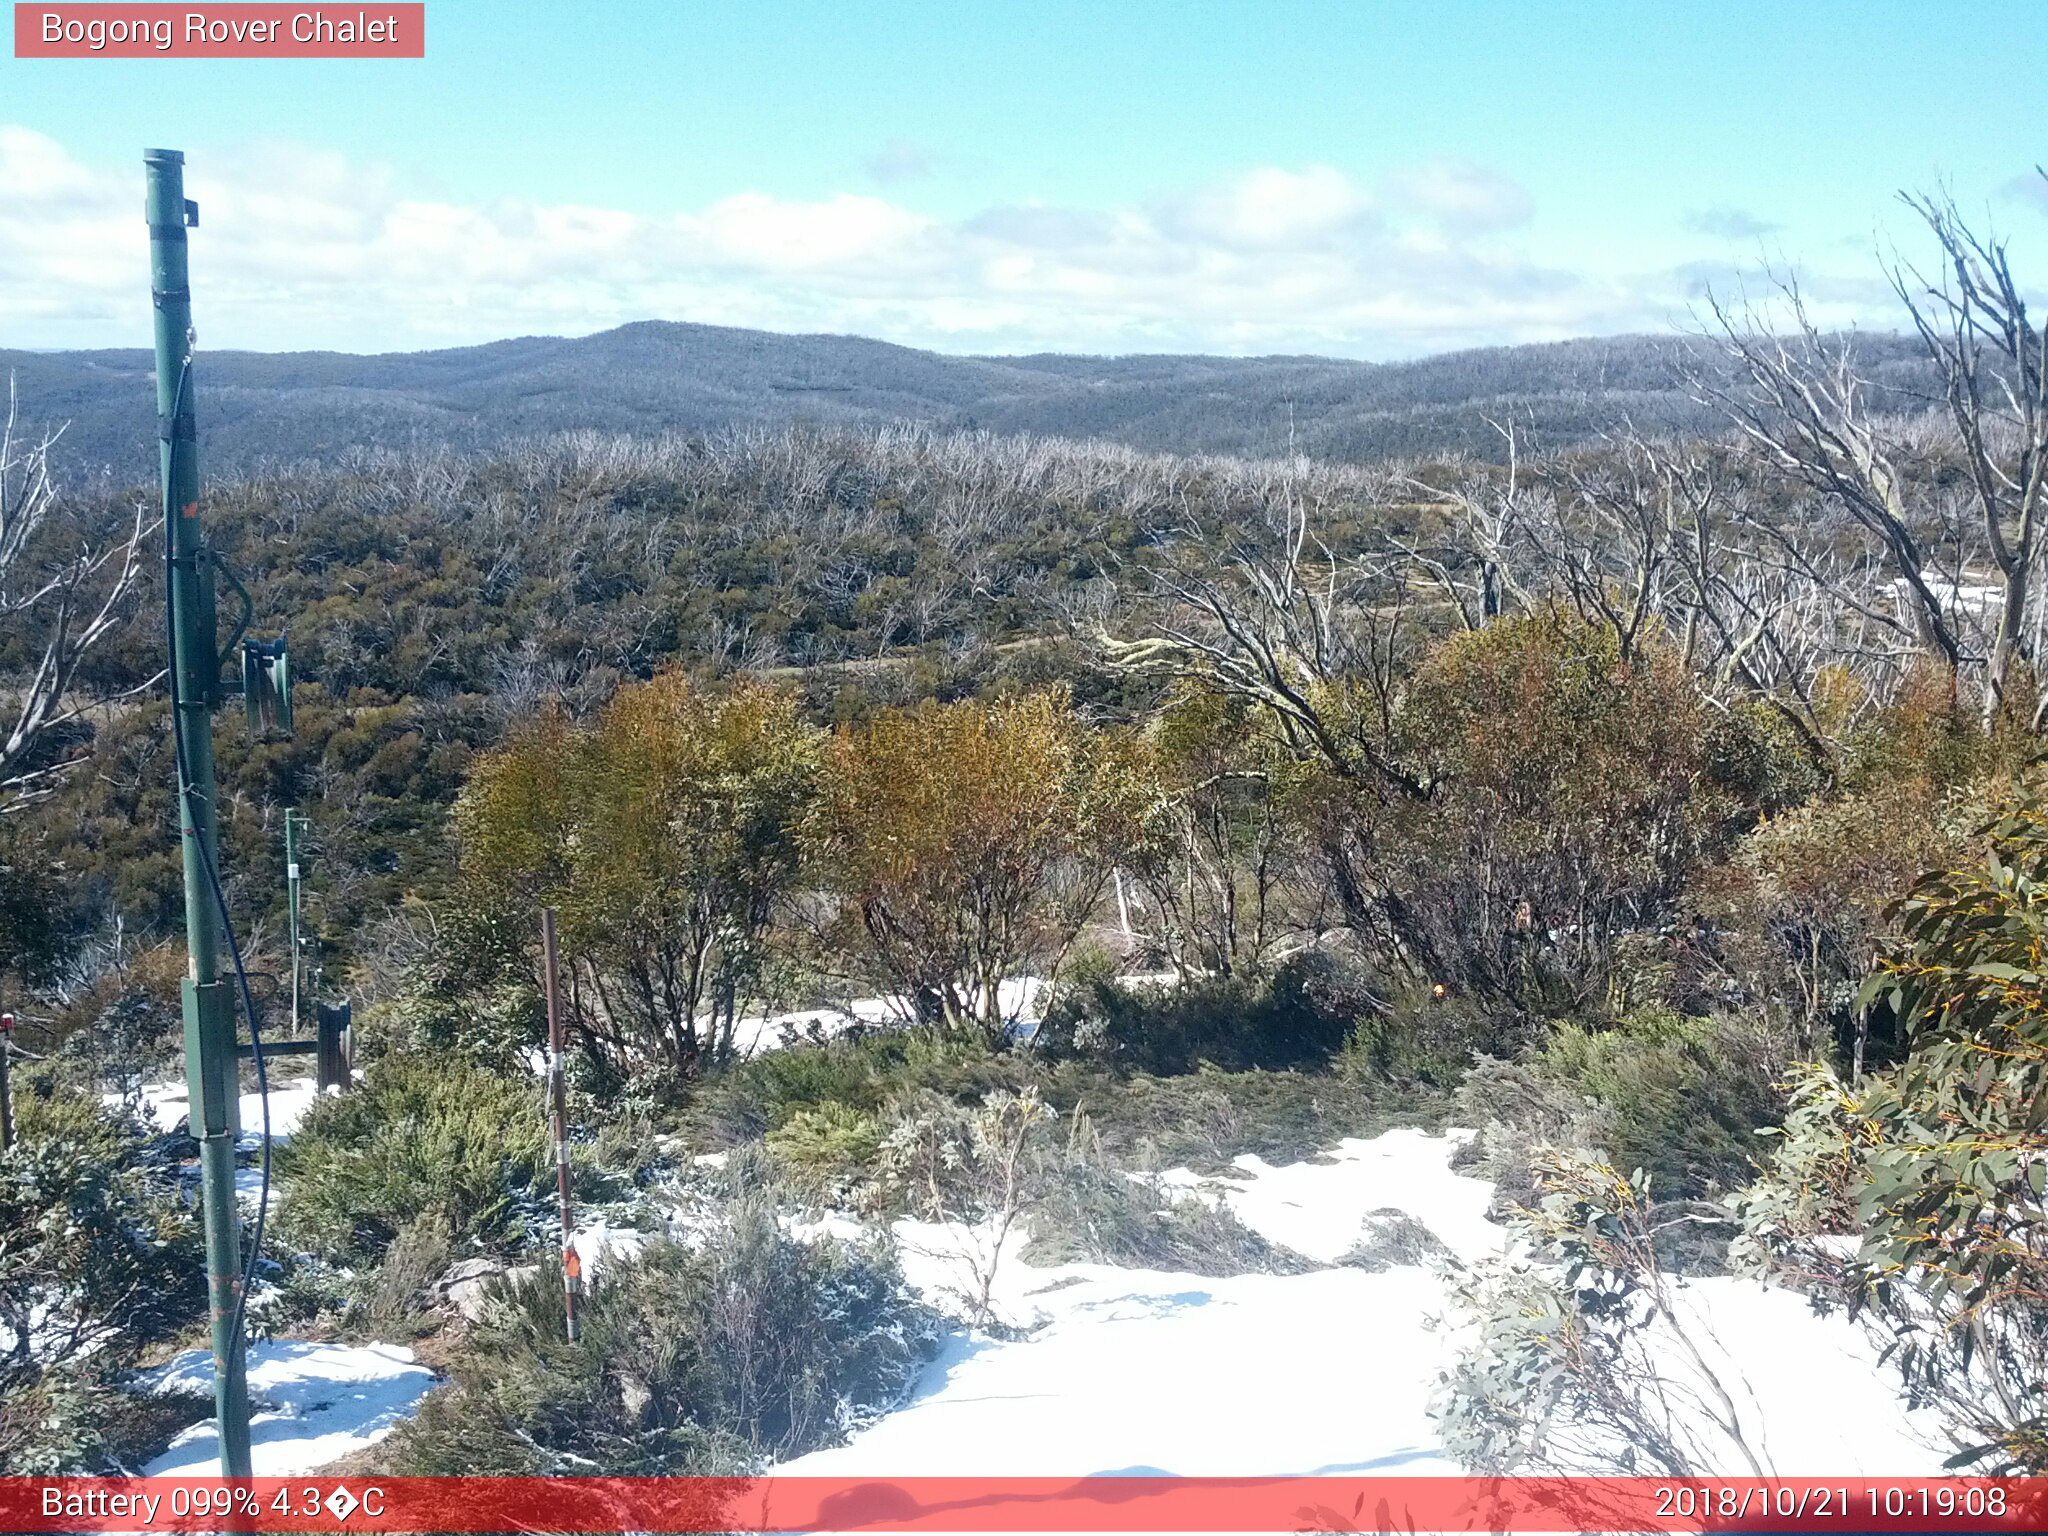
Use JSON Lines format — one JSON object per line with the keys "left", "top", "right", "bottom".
{"left": 160, "top": 351, "right": 273, "bottom": 1361}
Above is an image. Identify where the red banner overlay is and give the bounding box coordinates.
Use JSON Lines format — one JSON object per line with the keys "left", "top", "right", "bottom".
{"left": 7, "top": 1477, "right": 2048, "bottom": 1534}
{"left": 14, "top": 4, "right": 423, "bottom": 57}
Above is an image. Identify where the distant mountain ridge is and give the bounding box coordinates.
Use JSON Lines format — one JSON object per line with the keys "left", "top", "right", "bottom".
{"left": 1, "top": 320, "right": 1933, "bottom": 484}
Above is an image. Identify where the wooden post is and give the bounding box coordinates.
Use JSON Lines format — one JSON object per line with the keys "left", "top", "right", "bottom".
{"left": 541, "top": 909, "right": 580, "bottom": 1342}
{"left": 314, "top": 1000, "right": 351, "bottom": 1093}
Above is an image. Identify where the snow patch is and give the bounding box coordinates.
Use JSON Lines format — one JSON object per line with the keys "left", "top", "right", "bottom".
{"left": 143, "top": 1341, "right": 435, "bottom": 1476}
{"left": 780, "top": 1126, "right": 1943, "bottom": 1478}
{"left": 1148, "top": 1128, "right": 1502, "bottom": 1266}
{"left": 110, "top": 1074, "right": 337, "bottom": 1142}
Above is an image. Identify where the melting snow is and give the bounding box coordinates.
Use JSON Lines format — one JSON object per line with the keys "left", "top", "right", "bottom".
{"left": 728, "top": 979, "right": 1050, "bottom": 1058}
{"left": 142, "top": 1341, "right": 435, "bottom": 1476}
{"left": 111, "top": 1073, "right": 336, "bottom": 1142}
{"left": 116, "top": 1063, "right": 1945, "bottom": 1480}
{"left": 781, "top": 1128, "right": 1944, "bottom": 1479}
{"left": 1146, "top": 1127, "right": 1502, "bottom": 1265}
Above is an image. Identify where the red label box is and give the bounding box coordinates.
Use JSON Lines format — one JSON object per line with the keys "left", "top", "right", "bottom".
{"left": 14, "top": 4, "right": 424, "bottom": 57}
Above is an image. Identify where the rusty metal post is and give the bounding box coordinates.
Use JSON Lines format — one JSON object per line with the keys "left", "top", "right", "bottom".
{"left": 541, "top": 908, "right": 580, "bottom": 1342}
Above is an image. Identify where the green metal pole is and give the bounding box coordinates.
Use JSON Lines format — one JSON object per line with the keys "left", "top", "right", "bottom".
{"left": 285, "top": 810, "right": 302, "bottom": 1038}
{"left": 147, "top": 147, "right": 253, "bottom": 1481}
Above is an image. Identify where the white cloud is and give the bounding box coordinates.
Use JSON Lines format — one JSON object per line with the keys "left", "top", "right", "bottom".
{"left": 1165, "top": 164, "right": 1374, "bottom": 250}
{"left": 0, "top": 130, "right": 1894, "bottom": 357}
{"left": 691, "top": 191, "right": 929, "bottom": 272}
{"left": 1386, "top": 158, "right": 1533, "bottom": 234}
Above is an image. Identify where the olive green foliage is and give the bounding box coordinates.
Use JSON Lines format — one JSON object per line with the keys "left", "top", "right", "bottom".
{"left": 17, "top": 937, "right": 184, "bottom": 1083}
{"left": 705, "top": 1022, "right": 1407, "bottom": 1184}
{"left": 1698, "top": 666, "right": 2024, "bottom": 1062}
{"left": 1736, "top": 790, "right": 2048, "bottom": 1473}
{"left": 810, "top": 690, "right": 1149, "bottom": 1043}
{"left": 1436, "top": 1150, "right": 1767, "bottom": 1480}
{"left": 1338, "top": 984, "right": 1522, "bottom": 1089}
{"left": 765, "top": 1102, "right": 885, "bottom": 1200}
{"left": 1457, "top": 1007, "right": 1790, "bottom": 1215}
{"left": 0, "top": 821, "right": 64, "bottom": 992}
{"left": 1123, "top": 685, "right": 1309, "bottom": 978}
{"left": 457, "top": 673, "right": 819, "bottom": 1086}
{"left": 386, "top": 1197, "right": 938, "bottom": 1475}
{"left": 379, "top": 904, "right": 545, "bottom": 1072}
{"left": 1384, "top": 612, "right": 1725, "bottom": 1013}
{"left": 1021, "top": 1161, "right": 1313, "bottom": 1276}
{"left": 692, "top": 1028, "right": 1037, "bottom": 1145}
{"left": 1709, "top": 786, "right": 1967, "bottom": 1061}
{"left": 1537, "top": 1010, "right": 1788, "bottom": 1197}
{"left": 0, "top": 1085, "right": 204, "bottom": 1472}
{"left": 1037, "top": 954, "right": 1353, "bottom": 1076}
{"left": 276, "top": 1054, "right": 551, "bottom": 1265}
{"left": 1057, "top": 1062, "right": 1409, "bottom": 1173}
{"left": 25, "top": 688, "right": 486, "bottom": 986}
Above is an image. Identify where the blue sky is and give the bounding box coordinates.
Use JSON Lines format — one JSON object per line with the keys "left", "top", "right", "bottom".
{"left": 3, "top": 0, "right": 2044, "bottom": 355}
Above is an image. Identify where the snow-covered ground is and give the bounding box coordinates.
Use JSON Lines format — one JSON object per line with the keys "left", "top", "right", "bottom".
{"left": 107, "top": 1071, "right": 338, "bottom": 1211}
{"left": 111, "top": 1069, "right": 433, "bottom": 1476}
{"left": 129, "top": 1079, "right": 1941, "bottom": 1480}
{"left": 143, "top": 1341, "right": 435, "bottom": 1476}
{"left": 111, "top": 1073, "right": 332, "bottom": 1142}
{"left": 780, "top": 1129, "right": 1943, "bottom": 1479}
{"left": 1146, "top": 1128, "right": 1502, "bottom": 1265}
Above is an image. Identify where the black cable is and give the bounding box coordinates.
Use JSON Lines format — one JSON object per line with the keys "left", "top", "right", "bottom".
{"left": 160, "top": 352, "right": 273, "bottom": 1363}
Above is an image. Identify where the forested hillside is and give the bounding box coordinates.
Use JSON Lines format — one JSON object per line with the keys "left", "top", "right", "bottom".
{"left": 2, "top": 323, "right": 1939, "bottom": 481}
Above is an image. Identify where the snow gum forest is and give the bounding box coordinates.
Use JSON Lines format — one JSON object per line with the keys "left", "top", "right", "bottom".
{"left": 2, "top": 183, "right": 2046, "bottom": 1488}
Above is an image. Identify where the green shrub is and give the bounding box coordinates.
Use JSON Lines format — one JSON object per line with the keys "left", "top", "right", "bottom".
{"left": 1703, "top": 697, "right": 1830, "bottom": 819}
{"left": 870, "top": 1088, "right": 1053, "bottom": 1321}
{"left": 1337, "top": 985, "right": 1527, "bottom": 1088}
{"left": 1048, "top": 1061, "right": 1419, "bottom": 1173}
{"left": 0, "top": 1083, "right": 204, "bottom": 1472}
{"left": 705, "top": 1013, "right": 1419, "bottom": 1187}
{"left": 275, "top": 1053, "right": 550, "bottom": 1264}
{"left": 360, "top": 1212, "right": 456, "bottom": 1325}
{"left": 384, "top": 1197, "right": 938, "bottom": 1474}
{"left": 1458, "top": 1008, "right": 1789, "bottom": 1209}
{"left": 766, "top": 1102, "right": 884, "bottom": 1198}
{"left": 1729, "top": 789, "right": 2048, "bottom": 1473}
{"left": 1022, "top": 1162, "right": 1313, "bottom": 1276}
{"left": 1036, "top": 954, "right": 1352, "bottom": 1076}
{"left": 1436, "top": 1151, "right": 1760, "bottom": 1478}
{"left": 376, "top": 907, "right": 544, "bottom": 1074}
{"left": 692, "top": 1028, "right": 1033, "bottom": 1144}
{"left": 1387, "top": 613, "right": 1726, "bottom": 1014}
{"left": 246, "top": 1254, "right": 354, "bottom": 1340}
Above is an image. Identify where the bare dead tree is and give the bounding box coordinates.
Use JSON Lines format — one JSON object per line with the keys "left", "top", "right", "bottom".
{"left": 1696, "top": 277, "right": 1965, "bottom": 674}
{"left": 1890, "top": 177, "right": 2048, "bottom": 725}
{"left": 1393, "top": 420, "right": 1542, "bottom": 631}
{"left": 0, "top": 384, "right": 153, "bottom": 807}
{"left": 1096, "top": 475, "right": 1421, "bottom": 797}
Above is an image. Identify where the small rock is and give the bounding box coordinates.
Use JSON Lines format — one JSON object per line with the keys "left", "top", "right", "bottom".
{"left": 431, "top": 1257, "right": 508, "bottom": 1321}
